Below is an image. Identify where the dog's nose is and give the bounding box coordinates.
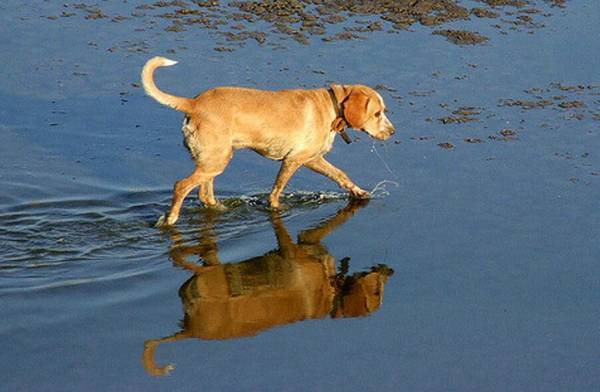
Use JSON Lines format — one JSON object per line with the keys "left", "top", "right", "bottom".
{"left": 389, "top": 126, "right": 396, "bottom": 135}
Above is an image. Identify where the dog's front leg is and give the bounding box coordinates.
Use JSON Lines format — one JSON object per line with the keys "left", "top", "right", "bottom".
{"left": 269, "top": 159, "right": 303, "bottom": 209}
{"left": 304, "top": 156, "right": 370, "bottom": 199}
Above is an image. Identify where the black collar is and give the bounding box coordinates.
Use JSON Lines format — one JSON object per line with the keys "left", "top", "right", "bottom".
{"left": 327, "top": 87, "right": 352, "bottom": 144}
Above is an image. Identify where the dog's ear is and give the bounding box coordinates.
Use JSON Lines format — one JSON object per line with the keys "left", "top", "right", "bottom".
{"left": 343, "top": 90, "right": 371, "bottom": 129}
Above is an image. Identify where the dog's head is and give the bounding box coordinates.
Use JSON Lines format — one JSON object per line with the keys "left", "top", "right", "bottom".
{"left": 333, "top": 264, "right": 394, "bottom": 318}
{"left": 343, "top": 85, "right": 396, "bottom": 140}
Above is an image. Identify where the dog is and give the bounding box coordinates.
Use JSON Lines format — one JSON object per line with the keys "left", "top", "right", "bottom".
{"left": 141, "top": 56, "right": 396, "bottom": 226}
{"left": 142, "top": 200, "right": 394, "bottom": 376}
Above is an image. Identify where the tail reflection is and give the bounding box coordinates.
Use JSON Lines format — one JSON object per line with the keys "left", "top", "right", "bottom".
{"left": 143, "top": 200, "right": 393, "bottom": 376}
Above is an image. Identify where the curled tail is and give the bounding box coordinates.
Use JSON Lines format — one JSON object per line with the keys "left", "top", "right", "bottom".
{"left": 141, "top": 56, "right": 193, "bottom": 113}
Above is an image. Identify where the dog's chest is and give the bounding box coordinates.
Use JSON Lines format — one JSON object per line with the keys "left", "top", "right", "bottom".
{"left": 321, "top": 131, "right": 336, "bottom": 154}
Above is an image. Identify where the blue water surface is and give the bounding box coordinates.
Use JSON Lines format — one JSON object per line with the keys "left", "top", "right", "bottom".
{"left": 1, "top": 1, "right": 598, "bottom": 390}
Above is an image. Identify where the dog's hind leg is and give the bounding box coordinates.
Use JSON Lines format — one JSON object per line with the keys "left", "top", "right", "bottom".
{"left": 160, "top": 169, "right": 205, "bottom": 226}
{"left": 198, "top": 178, "right": 225, "bottom": 209}
{"left": 196, "top": 147, "right": 233, "bottom": 209}
{"left": 159, "top": 148, "right": 232, "bottom": 226}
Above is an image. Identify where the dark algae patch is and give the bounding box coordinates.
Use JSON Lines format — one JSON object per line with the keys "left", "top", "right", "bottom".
{"left": 45, "top": 1, "right": 572, "bottom": 50}
{"left": 464, "top": 137, "right": 484, "bottom": 143}
{"left": 439, "top": 106, "right": 483, "bottom": 124}
{"left": 433, "top": 29, "right": 489, "bottom": 45}
{"left": 499, "top": 82, "right": 599, "bottom": 122}
{"left": 500, "top": 98, "right": 554, "bottom": 109}
{"left": 489, "top": 129, "right": 518, "bottom": 141}
{"left": 477, "top": 0, "right": 528, "bottom": 6}
{"left": 558, "top": 100, "right": 586, "bottom": 109}
{"left": 471, "top": 7, "right": 500, "bottom": 18}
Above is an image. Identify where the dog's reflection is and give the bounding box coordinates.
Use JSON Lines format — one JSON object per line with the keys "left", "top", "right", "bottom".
{"left": 143, "top": 200, "right": 393, "bottom": 376}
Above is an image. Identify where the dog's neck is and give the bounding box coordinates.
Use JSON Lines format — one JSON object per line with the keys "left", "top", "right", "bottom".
{"left": 327, "top": 85, "right": 352, "bottom": 144}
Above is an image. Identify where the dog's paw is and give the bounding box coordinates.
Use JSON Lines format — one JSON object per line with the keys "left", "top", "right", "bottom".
{"left": 268, "top": 199, "right": 289, "bottom": 211}
{"left": 155, "top": 214, "right": 167, "bottom": 228}
{"left": 207, "top": 202, "right": 227, "bottom": 212}
{"left": 349, "top": 186, "right": 371, "bottom": 199}
{"left": 270, "top": 203, "right": 290, "bottom": 211}
{"left": 155, "top": 214, "right": 175, "bottom": 228}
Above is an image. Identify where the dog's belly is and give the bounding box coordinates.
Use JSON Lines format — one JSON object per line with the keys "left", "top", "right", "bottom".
{"left": 234, "top": 131, "right": 335, "bottom": 161}
{"left": 233, "top": 135, "right": 294, "bottom": 160}
{"left": 248, "top": 144, "right": 290, "bottom": 161}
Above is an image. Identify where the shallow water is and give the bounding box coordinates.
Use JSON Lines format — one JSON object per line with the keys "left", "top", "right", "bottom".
{"left": 1, "top": 1, "right": 599, "bottom": 390}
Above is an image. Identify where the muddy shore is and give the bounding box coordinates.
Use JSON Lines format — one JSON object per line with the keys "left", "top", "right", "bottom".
{"left": 44, "top": 0, "right": 568, "bottom": 50}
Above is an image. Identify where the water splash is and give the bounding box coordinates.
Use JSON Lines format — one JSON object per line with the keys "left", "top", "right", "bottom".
{"left": 221, "top": 190, "right": 348, "bottom": 209}
{"left": 370, "top": 180, "right": 400, "bottom": 198}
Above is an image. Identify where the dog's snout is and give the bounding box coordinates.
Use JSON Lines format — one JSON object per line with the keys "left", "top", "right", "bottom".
{"left": 386, "top": 123, "right": 396, "bottom": 135}
{"left": 383, "top": 116, "right": 396, "bottom": 135}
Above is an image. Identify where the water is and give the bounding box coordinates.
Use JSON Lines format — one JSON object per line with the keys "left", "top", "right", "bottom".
{"left": 1, "top": 1, "right": 599, "bottom": 390}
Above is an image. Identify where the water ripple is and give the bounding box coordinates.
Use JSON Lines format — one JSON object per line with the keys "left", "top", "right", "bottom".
{"left": 0, "top": 189, "right": 353, "bottom": 293}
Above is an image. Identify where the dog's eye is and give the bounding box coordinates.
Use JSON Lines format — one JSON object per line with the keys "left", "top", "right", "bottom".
{"left": 375, "top": 111, "right": 382, "bottom": 117}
